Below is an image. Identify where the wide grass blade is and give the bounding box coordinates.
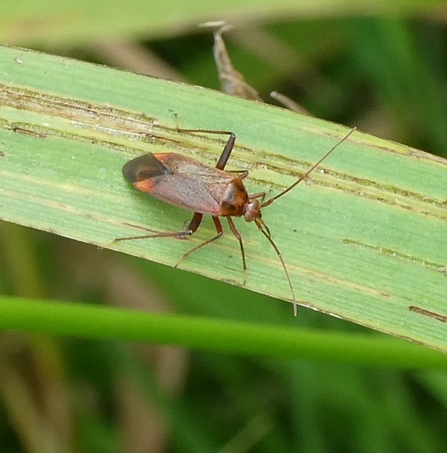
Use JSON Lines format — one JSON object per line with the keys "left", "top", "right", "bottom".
{"left": 1, "top": 46, "right": 446, "bottom": 351}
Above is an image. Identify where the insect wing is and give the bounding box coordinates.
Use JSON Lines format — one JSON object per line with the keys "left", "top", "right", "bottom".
{"left": 123, "top": 153, "right": 233, "bottom": 215}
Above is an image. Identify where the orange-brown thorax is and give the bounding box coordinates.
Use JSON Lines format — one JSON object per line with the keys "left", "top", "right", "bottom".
{"left": 220, "top": 177, "right": 261, "bottom": 222}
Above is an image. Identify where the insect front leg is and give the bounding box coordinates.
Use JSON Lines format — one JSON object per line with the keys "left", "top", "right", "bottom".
{"left": 249, "top": 191, "right": 266, "bottom": 204}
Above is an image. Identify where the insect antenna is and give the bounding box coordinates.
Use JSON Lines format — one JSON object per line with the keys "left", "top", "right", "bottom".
{"left": 254, "top": 218, "right": 297, "bottom": 316}
{"left": 261, "top": 128, "right": 356, "bottom": 208}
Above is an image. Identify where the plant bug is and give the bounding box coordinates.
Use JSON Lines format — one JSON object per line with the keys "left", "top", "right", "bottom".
{"left": 113, "top": 128, "right": 355, "bottom": 315}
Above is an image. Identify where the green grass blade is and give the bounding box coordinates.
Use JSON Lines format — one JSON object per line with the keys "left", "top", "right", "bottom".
{"left": 1, "top": 296, "right": 447, "bottom": 369}
{"left": 0, "top": 45, "right": 446, "bottom": 351}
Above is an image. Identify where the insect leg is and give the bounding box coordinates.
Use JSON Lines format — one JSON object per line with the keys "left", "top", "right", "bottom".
{"left": 249, "top": 192, "right": 266, "bottom": 204}
{"left": 175, "top": 125, "right": 236, "bottom": 171}
{"left": 175, "top": 215, "right": 224, "bottom": 268}
{"left": 226, "top": 217, "right": 247, "bottom": 285}
{"left": 108, "top": 212, "right": 202, "bottom": 246}
{"left": 215, "top": 132, "right": 236, "bottom": 170}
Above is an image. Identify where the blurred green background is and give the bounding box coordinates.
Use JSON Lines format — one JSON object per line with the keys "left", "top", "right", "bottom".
{"left": 2, "top": 1, "right": 447, "bottom": 452}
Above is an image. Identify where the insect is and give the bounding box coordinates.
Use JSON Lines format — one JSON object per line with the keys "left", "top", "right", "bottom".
{"left": 112, "top": 128, "right": 355, "bottom": 315}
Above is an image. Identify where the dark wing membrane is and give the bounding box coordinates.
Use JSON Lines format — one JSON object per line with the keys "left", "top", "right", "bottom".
{"left": 122, "top": 153, "right": 173, "bottom": 184}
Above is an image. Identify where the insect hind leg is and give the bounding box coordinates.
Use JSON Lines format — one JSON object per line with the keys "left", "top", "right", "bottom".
{"left": 174, "top": 120, "right": 236, "bottom": 171}
{"left": 108, "top": 212, "right": 203, "bottom": 247}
